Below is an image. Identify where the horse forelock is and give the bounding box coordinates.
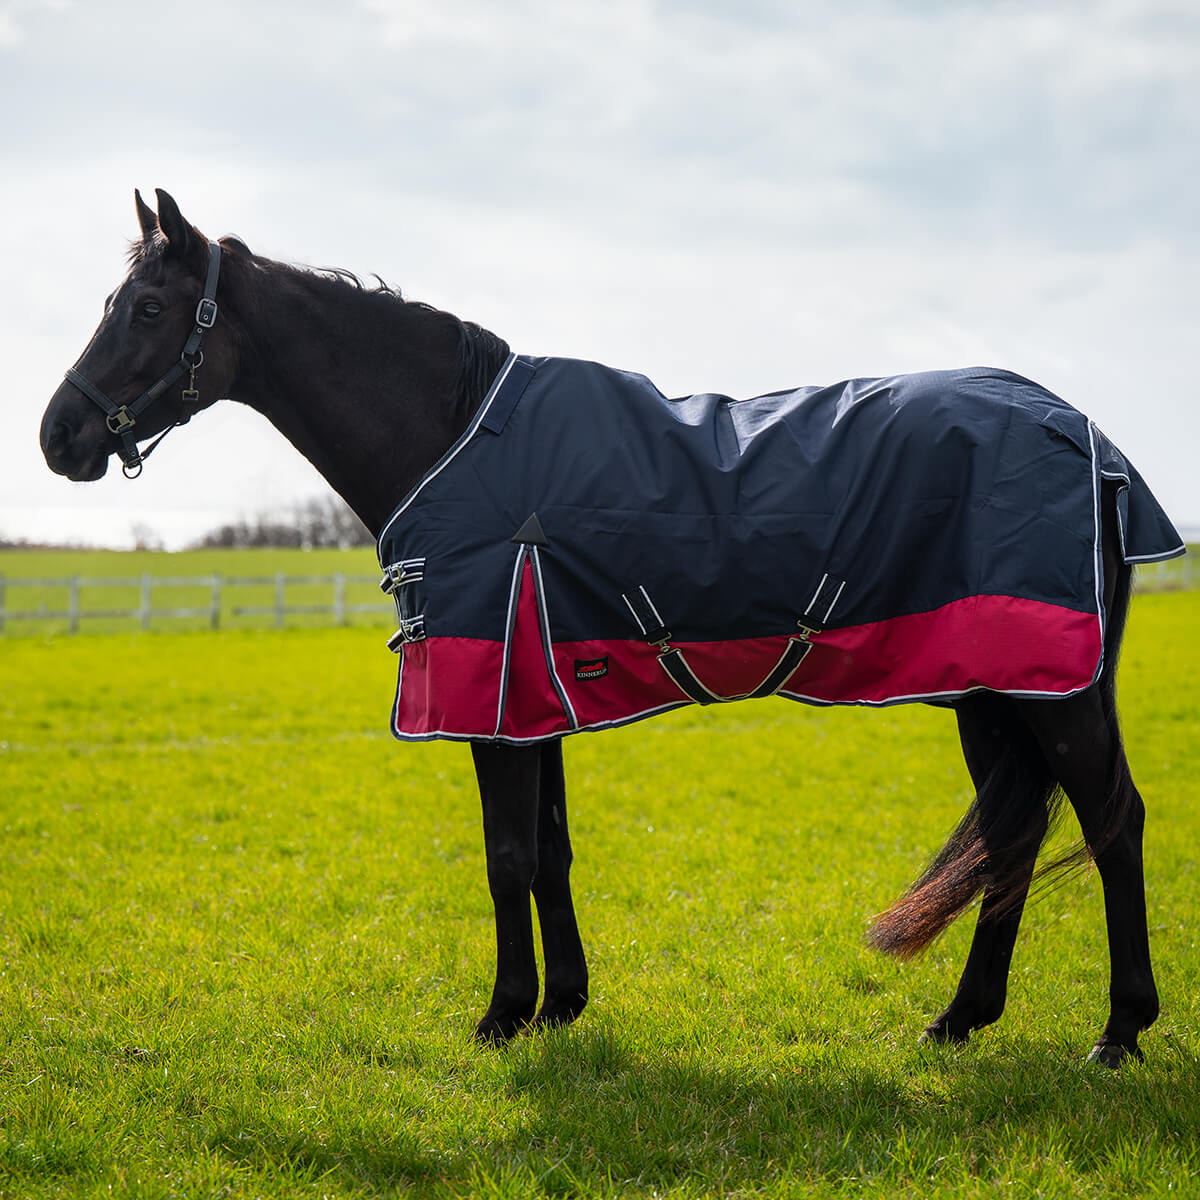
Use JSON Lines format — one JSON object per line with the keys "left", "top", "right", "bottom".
{"left": 125, "top": 234, "right": 164, "bottom": 268}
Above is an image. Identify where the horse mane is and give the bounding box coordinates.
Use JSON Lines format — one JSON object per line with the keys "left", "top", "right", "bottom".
{"left": 126, "top": 233, "right": 511, "bottom": 415}
{"left": 253, "top": 255, "right": 511, "bottom": 413}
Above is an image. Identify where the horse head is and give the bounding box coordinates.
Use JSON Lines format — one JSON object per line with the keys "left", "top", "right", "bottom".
{"left": 40, "top": 189, "right": 240, "bottom": 480}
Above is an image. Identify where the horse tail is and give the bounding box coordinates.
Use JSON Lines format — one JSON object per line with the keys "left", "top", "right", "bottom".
{"left": 865, "top": 719, "right": 1059, "bottom": 959}
{"left": 866, "top": 553, "right": 1136, "bottom": 960}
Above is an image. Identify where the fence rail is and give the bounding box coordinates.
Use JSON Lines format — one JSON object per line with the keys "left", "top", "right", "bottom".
{"left": 1132, "top": 554, "right": 1196, "bottom": 595}
{"left": 0, "top": 572, "right": 393, "bottom": 634}
{"left": 0, "top": 556, "right": 1193, "bottom": 636}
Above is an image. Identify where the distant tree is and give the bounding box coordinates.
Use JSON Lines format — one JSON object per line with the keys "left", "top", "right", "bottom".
{"left": 191, "top": 493, "right": 372, "bottom": 549}
{"left": 131, "top": 522, "right": 165, "bottom": 552}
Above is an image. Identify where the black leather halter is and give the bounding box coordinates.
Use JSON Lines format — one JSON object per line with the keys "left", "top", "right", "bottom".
{"left": 64, "top": 240, "right": 222, "bottom": 478}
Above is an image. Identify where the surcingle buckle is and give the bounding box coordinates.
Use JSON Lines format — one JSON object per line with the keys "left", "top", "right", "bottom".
{"left": 386, "top": 615, "right": 426, "bottom": 652}
{"left": 380, "top": 558, "right": 426, "bottom": 594}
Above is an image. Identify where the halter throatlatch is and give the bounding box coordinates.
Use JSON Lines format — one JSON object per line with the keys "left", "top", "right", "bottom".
{"left": 64, "top": 240, "right": 222, "bottom": 478}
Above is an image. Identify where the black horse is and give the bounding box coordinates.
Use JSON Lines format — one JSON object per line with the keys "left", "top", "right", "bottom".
{"left": 41, "top": 191, "right": 1166, "bottom": 1066}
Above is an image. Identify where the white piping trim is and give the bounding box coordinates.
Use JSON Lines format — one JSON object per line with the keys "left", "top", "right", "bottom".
{"left": 377, "top": 352, "right": 519, "bottom": 556}
{"left": 390, "top": 662, "right": 1107, "bottom": 741}
{"left": 822, "top": 579, "right": 846, "bottom": 624}
{"left": 638, "top": 585, "right": 664, "bottom": 627}
{"left": 530, "top": 546, "right": 579, "bottom": 729}
{"left": 389, "top": 700, "right": 690, "bottom": 744}
{"left": 622, "top": 591, "right": 650, "bottom": 635}
{"left": 1087, "top": 421, "right": 1106, "bottom": 677}
{"left": 778, "top": 673, "right": 1101, "bottom": 707}
{"left": 492, "top": 548, "right": 528, "bottom": 739}
{"left": 804, "top": 573, "right": 829, "bottom": 616}
{"left": 390, "top": 645, "right": 405, "bottom": 734}
{"left": 1095, "top": 467, "right": 1186, "bottom": 562}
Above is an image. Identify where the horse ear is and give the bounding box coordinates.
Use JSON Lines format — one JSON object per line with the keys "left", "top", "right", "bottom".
{"left": 154, "top": 189, "right": 198, "bottom": 261}
{"left": 134, "top": 189, "right": 158, "bottom": 242}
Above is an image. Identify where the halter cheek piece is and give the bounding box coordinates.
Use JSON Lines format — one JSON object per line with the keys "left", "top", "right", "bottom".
{"left": 64, "top": 240, "right": 222, "bottom": 479}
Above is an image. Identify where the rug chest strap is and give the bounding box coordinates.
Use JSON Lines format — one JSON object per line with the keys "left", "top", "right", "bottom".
{"left": 622, "top": 587, "right": 817, "bottom": 706}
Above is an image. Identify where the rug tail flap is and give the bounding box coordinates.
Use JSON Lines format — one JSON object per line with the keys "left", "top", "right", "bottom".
{"left": 1093, "top": 427, "right": 1186, "bottom": 564}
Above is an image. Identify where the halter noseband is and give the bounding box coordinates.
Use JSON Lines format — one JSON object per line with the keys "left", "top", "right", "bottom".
{"left": 64, "top": 240, "right": 222, "bottom": 478}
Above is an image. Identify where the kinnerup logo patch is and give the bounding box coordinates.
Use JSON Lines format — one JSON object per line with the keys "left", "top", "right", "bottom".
{"left": 574, "top": 656, "right": 609, "bottom": 681}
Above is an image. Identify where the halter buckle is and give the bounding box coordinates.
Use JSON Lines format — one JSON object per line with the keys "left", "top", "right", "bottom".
{"left": 195, "top": 297, "right": 218, "bottom": 329}
{"left": 106, "top": 406, "right": 136, "bottom": 434}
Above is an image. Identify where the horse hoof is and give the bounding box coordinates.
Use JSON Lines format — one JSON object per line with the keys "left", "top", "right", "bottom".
{"left": 919, "top": 1022, "right": 968, "bottom": 1047}
{"left": 531, "top": 990, "right": 587, "bottom": 1031}
{"left": 532, "top": 1003, "right": 585, "bottom": 1032}
{"left": 1087, "top": 1040, "right": 1143, "bottom": 1069}
{"left": 473, "top": 1014, "right": 528, "bottom": 1045}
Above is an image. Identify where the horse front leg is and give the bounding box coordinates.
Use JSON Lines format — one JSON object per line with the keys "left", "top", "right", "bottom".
{"left": 472, "top": 741, "right": 541, "bottom": 1043}
{"left": 531, "top": 739, "right": 588, "bottom": 1029}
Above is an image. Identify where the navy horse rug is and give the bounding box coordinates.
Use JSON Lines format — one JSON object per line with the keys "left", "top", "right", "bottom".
{"left": 377, "top": 355, "right": 1184, "bottom": 743}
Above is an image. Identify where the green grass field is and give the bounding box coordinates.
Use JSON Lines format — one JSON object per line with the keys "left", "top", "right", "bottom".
{"left": 1, "top": 583, "right": 1198, "bottom": 1198}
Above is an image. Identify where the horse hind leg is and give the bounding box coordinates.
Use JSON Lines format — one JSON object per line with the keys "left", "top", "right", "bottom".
{"left": 1017, "top": 689, "right": 1158, "bottom": 1066}
{"left": 920, "top": 693, "right": 1054, "bottom": 1046}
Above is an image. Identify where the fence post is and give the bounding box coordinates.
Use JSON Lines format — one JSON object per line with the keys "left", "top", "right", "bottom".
{"left": 140, "top": 573, "right": 153, "bottom": 630}
{"left": 68, "top": 576, "right": 81, "bottom": 634}
{"left": 334, "top": 572, "right": 346, "bottom": 626}
{"left": 275, "top": 571, "right": 286, "bottom": 630}
{"left": 210, "top": 574, "right": 222, "bottom": 630}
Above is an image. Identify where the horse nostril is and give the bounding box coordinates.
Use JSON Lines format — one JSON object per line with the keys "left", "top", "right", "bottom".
{"left": 45, "top": 419, "right": 70, "bottom": 455}
{"left": 41, "top": 416, "right": 81, "bottom": 470}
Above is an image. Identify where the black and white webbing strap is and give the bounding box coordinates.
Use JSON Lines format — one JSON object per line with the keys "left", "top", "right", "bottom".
{"left": 381, "top": 558, "right": 428, "bottom": 651}
{"left": 64, "top": 240, "right": 223, "bottom": 478}
{"left": 622, "top": 585, "right": 818, "bottom": 706}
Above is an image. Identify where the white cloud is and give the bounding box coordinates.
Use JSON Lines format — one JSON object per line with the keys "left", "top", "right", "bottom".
{"left": 0, "top": 0, "right": 68, "bottom": 47}
{"left": 1, "top": 0, "right": 1197, "bottom": 546}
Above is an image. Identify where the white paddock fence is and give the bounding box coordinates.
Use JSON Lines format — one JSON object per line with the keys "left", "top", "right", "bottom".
{"left": 0, "top": 572, "right": 393, "bottom": 634}
{"left": 0, "top": 556, "right": 1192, "bottom": 636}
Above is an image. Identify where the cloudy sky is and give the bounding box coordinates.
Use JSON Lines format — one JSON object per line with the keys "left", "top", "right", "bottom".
{"left": 2, "top": 0, "right": 1197, "bottom": 548}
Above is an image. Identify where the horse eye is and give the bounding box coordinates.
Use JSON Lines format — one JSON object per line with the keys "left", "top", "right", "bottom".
{"left": 140, "top": 300, "right": 163, "bottom": 318}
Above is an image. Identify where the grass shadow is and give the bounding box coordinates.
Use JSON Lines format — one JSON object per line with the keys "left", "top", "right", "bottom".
{"left": 494, "top": 1028, "right": 1200, "bottom": 1192}
{"left": 201, "top": 1024, "right": 1200, "bottom": 1196}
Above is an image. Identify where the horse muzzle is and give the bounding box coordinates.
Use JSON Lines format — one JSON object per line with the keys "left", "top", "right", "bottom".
{"left": 40, "top": 382, "right": 111, "bottom": 481}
